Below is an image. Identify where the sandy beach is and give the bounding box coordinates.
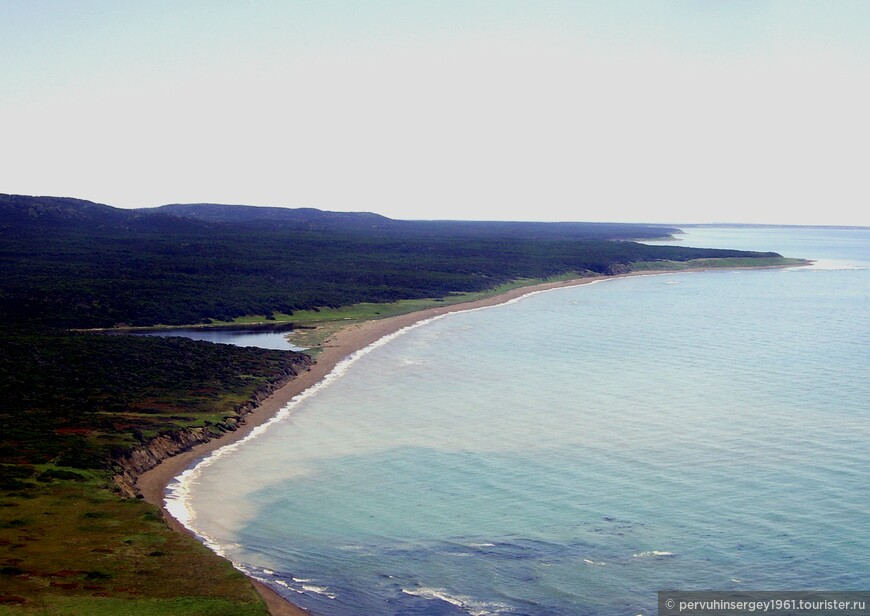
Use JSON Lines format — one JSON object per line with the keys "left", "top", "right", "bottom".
{"left": 136, "top": 275, "right": 612, "bottom": 615}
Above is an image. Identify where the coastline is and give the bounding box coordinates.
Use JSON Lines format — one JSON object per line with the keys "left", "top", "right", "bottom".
{"left": 136, "top": 264, "right": 803, "bottom": 615}
{"left": 136, "top": 274, "right": 613, "bottom": 615}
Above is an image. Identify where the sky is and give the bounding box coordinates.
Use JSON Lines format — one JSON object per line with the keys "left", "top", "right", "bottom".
{"left": 2, "top": 1, "right": 868, "bottom": 225}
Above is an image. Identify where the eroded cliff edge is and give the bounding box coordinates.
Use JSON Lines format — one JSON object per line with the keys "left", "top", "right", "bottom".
{"left": 112, "top": 355, "right": 313, "bottom": 498}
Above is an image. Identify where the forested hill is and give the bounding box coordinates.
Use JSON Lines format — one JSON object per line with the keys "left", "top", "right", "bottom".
{"left": 145, "top": 203, "right": 392, "bottom": 230}
{"left": 3, "top": 194, "right": 679, "bottom": 239}
{"left": 142, "top": 202, "right": 682, "bottom": 240}
{"left": 0, "top": 194, "right": 211, "bottom": 234}
{"left": 1, "top": 194, "right": 783, "bottom": 329}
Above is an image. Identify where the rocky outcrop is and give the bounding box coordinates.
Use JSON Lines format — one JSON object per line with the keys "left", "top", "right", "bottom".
{"left": 112, "top": 356, "right": 312, "bottom": 498}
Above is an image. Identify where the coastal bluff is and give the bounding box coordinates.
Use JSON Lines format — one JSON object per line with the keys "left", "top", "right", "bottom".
{"left": 113, "top": 356, "right": 312, "bottom": 498}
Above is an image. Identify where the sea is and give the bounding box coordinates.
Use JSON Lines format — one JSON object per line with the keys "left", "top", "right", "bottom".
{"left": 166, "top": 225, "right": 869, "bottom": 616}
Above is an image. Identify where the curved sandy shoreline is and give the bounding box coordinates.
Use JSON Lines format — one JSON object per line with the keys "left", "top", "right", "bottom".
{"left": 136, "top": 265, "right": 799, "bottom": 614}
{"left": 137, "top": 275, "right": 613, "bottom": 615}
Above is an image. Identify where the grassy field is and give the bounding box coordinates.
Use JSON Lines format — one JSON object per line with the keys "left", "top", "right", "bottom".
{"left": 229, "top": 276, "right": 556, "bottom": 324}
{"left": 0, "top": 470, "right": 267, "bottom": 615}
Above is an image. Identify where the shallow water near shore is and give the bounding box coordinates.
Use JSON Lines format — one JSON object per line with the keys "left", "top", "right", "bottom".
{"left": 170, "top": 226, "right": 870, "bottom": 616}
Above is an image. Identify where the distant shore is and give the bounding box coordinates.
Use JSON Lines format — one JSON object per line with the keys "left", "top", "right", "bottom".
{"left": 136, "top": 264, "right": 803, "bottom": 615}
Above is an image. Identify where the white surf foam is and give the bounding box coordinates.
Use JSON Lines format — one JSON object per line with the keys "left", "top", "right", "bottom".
{"left": 633, "top": 550, "right": 675, "bottom": 558}
{"left": 402, "top": 587, "right": 510, "bottom": 615}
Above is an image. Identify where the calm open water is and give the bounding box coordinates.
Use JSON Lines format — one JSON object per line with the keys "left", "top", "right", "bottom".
{"left": 168, "top": 226, "right": 869, "bottom": 616}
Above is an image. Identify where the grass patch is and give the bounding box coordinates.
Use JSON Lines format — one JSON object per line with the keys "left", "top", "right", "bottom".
{"left": 0, "top": 480, "right": 268, "bottom": 614}
{"left": 232, "top": 274, "right": 598, "bottom": 356}
{"left": 224, "top": 275, "right": 589, "bottom": 327}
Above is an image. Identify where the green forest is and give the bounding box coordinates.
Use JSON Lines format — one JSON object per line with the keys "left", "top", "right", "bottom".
{"left": 0, "top": 194, "right": 785, "bottom": 328}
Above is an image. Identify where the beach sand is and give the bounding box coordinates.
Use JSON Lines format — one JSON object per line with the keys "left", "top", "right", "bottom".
{"left": 136, "top": 276, "right": 609, "bottom": 615}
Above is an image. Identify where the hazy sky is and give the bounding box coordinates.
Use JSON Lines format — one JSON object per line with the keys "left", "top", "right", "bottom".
{"left": 2, "top": 1, "right": 868, "bottom": 225}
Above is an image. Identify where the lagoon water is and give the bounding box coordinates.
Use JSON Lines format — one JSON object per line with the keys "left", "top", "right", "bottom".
{"left": 170, "top": 226, "right": 870, "bottom": 616}
{"left": 136, "top": 327, "right": 304, "bottom": 352}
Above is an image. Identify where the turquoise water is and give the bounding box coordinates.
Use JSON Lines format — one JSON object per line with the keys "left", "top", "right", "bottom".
{"left": 169, "top": 226, "right": 870, "bottom": 616}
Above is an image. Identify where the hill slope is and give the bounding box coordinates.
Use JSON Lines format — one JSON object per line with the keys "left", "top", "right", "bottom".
{"left": 0, "top": 194, "right": 210, "bottom": 234}
{"left": 142, "top": 202, "right": 392, "bottom": 230}
{"left": 142, "top": 202, "right": 681, "bottom": 240}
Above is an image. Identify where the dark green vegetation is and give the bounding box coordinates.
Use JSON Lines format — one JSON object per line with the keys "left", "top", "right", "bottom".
{"left": 0, "top": 329, "right": 309, "bottom": 613}
{"left": 0, "top": 332, "right": 307, "bottom": 470}
{"left": 0, "top": 193, "right": 800, "bottom": 613}
{"left": 0, "top": 194, "right": 786, "bottom": 329}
